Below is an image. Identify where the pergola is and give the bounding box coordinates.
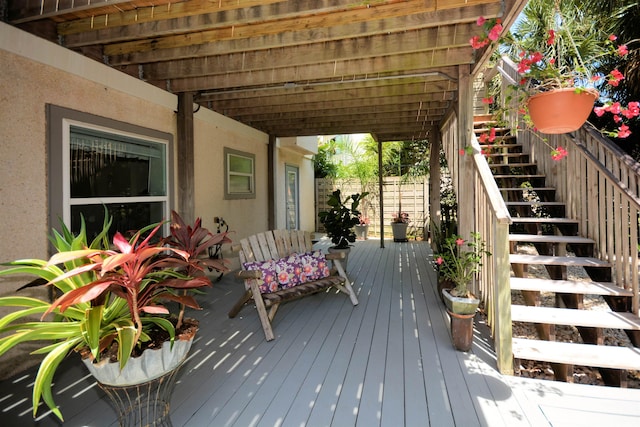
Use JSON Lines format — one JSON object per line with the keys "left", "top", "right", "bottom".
{"left": 6, "top": 0, "right": 525, "bottom": 142}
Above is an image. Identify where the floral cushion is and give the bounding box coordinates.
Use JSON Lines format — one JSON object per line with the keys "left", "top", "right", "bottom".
{"left": 275, "top": 254, "right": 304, "bottom": 289}
{"left": 298, "top": 250, "right": 331, "bottom": 282}
{"left": 242, "top": 259, "right": 279, "bottom": 294}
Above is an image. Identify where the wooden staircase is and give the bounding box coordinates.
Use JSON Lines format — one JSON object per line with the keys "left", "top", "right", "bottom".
{"left": 474, "top": 116, "right": 640, "bottom": 386}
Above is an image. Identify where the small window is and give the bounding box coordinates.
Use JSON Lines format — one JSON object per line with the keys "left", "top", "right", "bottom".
{"left": 224, "top": 148, "right": 255, "bottom": 199}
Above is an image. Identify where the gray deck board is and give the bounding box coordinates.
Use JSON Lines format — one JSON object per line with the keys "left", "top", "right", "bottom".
{"left": 1, "top": 238, "right": 639, "bottom": 427}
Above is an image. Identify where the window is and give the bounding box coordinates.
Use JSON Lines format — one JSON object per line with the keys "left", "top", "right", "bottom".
{"left": 224, "top": 147, "right": 255, "bottom": 199}
{"left": 48, "top": 105, "right": 173, "bottom": 240}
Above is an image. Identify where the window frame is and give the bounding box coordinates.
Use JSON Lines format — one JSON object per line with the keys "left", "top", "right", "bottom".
{"left": 47, "top": 105, "right": 174, "bottom": 236}
{"left": 224, "top": 147, "right": 255, "bottom": 199}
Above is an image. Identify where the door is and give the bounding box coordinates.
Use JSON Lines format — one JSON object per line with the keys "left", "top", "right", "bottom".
{"left": 285, "top": 165, "right": 299, "bottom": 230}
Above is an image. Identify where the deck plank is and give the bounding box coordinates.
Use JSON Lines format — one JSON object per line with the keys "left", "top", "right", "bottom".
{"left": 1, "top": 238, "right": 638, "bottom": 427}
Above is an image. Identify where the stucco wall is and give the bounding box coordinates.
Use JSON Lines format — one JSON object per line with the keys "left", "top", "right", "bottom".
{"left": 0, "top": 23, "right": 273, "bottom": 377}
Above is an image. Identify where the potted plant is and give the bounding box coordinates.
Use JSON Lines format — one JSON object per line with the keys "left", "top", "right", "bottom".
{"left": 0, "top": 210, "right": 230, "bottom": 423}
{"left": 354, "top": 215, "right": 370, "bottom": 240}
{"left": 434, "top": 232, "right": 491, "bottom": 351}
{"left": 390, "top": 211, "right": 409, "bottom": 242}
{"left": 470, "top": 2, "right": 639, "bottom": 144}
{"left": 318, "top": 189, "right": 368, "bottom": 269}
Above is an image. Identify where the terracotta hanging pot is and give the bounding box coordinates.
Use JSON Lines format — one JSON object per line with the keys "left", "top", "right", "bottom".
{"left": 527, "top": 88, "right": 598, "bottom": 134}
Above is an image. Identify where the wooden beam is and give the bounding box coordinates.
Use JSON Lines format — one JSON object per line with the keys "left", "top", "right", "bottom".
{"left": 140, "top": 25, "right": 476, "bottom": 80}
{"left": 103, "top": 2, "right": 502, "bottom": 65}
{"left": 160, "top": 49, "right": 473, "bottom": 92}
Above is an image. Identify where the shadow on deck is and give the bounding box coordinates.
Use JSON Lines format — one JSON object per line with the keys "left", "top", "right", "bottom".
{"left": 1, "top": 238, "right": 639, "bottom": 426}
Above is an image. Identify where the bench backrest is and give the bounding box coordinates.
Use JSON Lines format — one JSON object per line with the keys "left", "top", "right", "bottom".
{"left": 237, "top": 230, "right": 313, "bottom": 266}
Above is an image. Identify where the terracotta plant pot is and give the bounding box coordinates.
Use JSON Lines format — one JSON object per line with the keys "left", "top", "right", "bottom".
{"left": 447, "top": 309, "right": 475, "bottom": 352}
{"left": 527, "top": 88, "right": 598, "bottom": 134}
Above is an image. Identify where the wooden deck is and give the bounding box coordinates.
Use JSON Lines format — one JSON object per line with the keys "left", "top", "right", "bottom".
{"left": 1, "top": 238, "right": 639, "bottom": 426}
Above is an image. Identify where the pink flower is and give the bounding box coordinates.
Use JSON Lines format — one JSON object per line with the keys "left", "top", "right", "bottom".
{"left": 551, "top": 146, "right": 568, "bottom": 161}
{"left": 479, "top": 132, "right": 488, "bottom": 143}
{"left": 436, "top": 256, "right": 444, "bottom": 265}
{"left": 617, "top": 44, "right": 628, "bottom": 56}
{"left": 593, "top": 106, "right": 606, "bottom": 117}
{"left": 469, "top": 35, "right": 489, "bottom": 49}
{"left": 609, "top": 34, "right": 618, "bottom": 41}
{"left": 476, "top": 16, "right": 486, "bottom": 26}
{"left": 455, "top": 238, "right": 464, "bottom": 246}
{"left": 613, "top": 114, "right": 622, "bottom": 123}
{"left": 617, "top": 124, "right": 631, "bottom": 138}
{"left": 488, "top": 23, "right": 503, "bottom": 41}
{"left": 459, "top": 148, "right": 465, "bottom": 156}
{"left": 489, "top": 127, "right": 496, "bottom": 142}
{"left": 608, "top": 102, "right": 622, "bottom": 115}
{"left": 608, "top": 69, "right": 625, "bottom": 86}
{"left": 623, "top": 102, "right": 640, "bottom": 118}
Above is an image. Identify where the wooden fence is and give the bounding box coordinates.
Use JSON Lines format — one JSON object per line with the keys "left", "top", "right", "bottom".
{"left": 315, "top": 177, "right": 429, "bottom": 239}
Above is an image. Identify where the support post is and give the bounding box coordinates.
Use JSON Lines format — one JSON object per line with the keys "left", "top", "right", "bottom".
{"left": 429, "top": 127, "right": 442, "bottom": 244}
{"left": 177, "top": 92, "right": 195, "bottom": 223}
{"left": 378, "top": 138, "right": 385, "bottom": 248}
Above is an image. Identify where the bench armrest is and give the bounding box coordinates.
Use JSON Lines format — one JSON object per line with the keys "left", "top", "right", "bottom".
{"left": 236, "top": 270, "right": 262, "bottom": 280}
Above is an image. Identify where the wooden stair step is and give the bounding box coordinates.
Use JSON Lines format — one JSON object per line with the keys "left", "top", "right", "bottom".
{"left": 489, "top": 162, "right": 537, "bottom": 168}
{"left": 512, "top": 338, "right": 640, "bottom": 371}
{"left": 510, "top": 277, "right": 633, "bottom": 297}
{"left": 510, "top": 217, "right": 578, "bottom": 225}
{"left": 511, "top": 305, "right": 640, "bottom": 330}
{"left": 500, "top": 187, "right": 555, "bottom": 192}
{"left": 509, "top": 254, "right": 611, "bottom": 268}
{"left": 509, "top": 234, "right": 593, "bottom": 244}
{"left": 484, "top": 153, "right": 527, "bottom": 158}
{"left": 506, "top": 201, "right": 565, "bottom": 206}
{"left": 493, "top": 174, "right": 546, "bottom": 179}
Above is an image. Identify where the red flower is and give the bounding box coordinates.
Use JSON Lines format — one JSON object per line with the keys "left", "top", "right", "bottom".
{"left": 547, "top": 29, "right": 555, "bottom": 46}
{"left": 593, "top": 106, "right": 606, "bottom": 117}
{"left": 436, "top": 256, "right": 444, "bottom": 265}
{"left": 482, "top": 96, "right": 494, "bottom": 104}
{"left": 455, "top": 238, "right": 465, "bottom": 246}
{"left": 489, "top": 127, "right": 496, "bottom": 142}
{"left": 459, "top": 148, "right": 466, "bottom": 156}
{"left": 617, "top": 124, "right": 631, "bottom": 138}
{"left": 479, "top": 132, "right": 489, "bottom": 143}
{"left": 609, "top": 34, "right": 618, "bottom": 41}
{"left": 551, "top": 146, "right": 568, "bottom": 161}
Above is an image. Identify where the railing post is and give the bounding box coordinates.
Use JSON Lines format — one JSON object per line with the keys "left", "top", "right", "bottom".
{"left": 494, "top": 221, "right": 513, "bottom": 374}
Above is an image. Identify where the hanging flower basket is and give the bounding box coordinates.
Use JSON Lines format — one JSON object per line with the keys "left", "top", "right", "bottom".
{"left": 527, "top": 88, "right": 599, "bottom": 134}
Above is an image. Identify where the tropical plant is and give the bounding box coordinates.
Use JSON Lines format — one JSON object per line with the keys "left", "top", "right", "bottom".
{"left": 318, "top": 190, "right": 368, "bottom": 249}
{"left": 471, "top": 0, "right": 639, "bottom": 144}
{"left": 434, "top": 232, "right": 491, "bottom": 298}
{"left": 0, "top": 210, "right": 229, "bottom": 421}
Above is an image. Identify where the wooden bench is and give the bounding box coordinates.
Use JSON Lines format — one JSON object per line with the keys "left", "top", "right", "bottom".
{"left": 228, "top": 230, "right": 359, "bottom": 341}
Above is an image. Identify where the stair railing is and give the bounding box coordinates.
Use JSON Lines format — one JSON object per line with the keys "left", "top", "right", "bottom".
{"left": 441, "top": 111, "right": 514, "bottom": 374}
{"left": 496, "top": 57, "right": 640, "bottom": 316}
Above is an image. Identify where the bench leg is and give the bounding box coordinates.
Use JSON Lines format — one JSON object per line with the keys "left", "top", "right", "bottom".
{"left": 334, "top": 259, "right": 359, "bottom": 306}
{"left": 248, "top": 282, "right": 275, "bottom": 341}
{"left": 228, "top": 290, "right": 252, "bottom": 318}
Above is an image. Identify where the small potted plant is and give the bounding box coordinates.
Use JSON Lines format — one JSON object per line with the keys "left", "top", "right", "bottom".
{"left": 434, "top": 232, "right": 491, "bottom": 351}
{"left": 318, "top": 190, "right": 368, "bottom": 269}
{"left": 0, "top": 210, "right": 230, "bottom": 423}
{"left": 355, "top": 215, "right": 370, "bottom": 240}
{"left": 390, "top": 211, "right": 409, "bottom": 242}
{"left": 470, "top": 2, "right": 639, "bottom": 144}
